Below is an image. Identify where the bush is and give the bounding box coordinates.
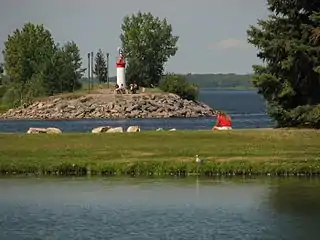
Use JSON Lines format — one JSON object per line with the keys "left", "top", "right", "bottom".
{"left": 159, "top": 74, "right": 198, "bottom": 100}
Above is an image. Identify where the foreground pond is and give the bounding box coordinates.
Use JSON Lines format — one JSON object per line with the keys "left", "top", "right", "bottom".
{"left": 0, "top": 177, "right": 319, "bottom": 240}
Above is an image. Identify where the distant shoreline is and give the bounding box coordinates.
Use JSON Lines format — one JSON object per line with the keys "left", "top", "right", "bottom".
{"left": 84, "top": 73, "right": 254, "bottom": 90}
{"left": 200, "top": 87, "right": 256, "bottom": 91}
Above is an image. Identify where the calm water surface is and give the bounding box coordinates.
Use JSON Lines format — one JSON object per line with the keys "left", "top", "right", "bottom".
{"left": 0, "top": 89, "right": 273, "bottom": 132}
{"left": 0, "top": 177, "right": 319, "bottom": 240}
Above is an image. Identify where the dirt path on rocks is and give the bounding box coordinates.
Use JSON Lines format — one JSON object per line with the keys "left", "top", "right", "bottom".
{"left": 85, "top": 88, "right": 166, "bottom": 104}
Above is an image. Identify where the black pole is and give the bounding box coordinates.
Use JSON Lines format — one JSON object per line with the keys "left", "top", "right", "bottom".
{"left": 87, "top": 53, "right": 90, "bottom": 92}
{"left": 91, "top": 52, "right": 94, "bottom": 90}
{"left": 106, "top": 53, "right": 109, "bottom": 88}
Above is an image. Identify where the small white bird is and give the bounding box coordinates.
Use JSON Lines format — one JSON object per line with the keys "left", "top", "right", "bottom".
{"left": 196, "top": 155, "right": 202, "bottom": 163}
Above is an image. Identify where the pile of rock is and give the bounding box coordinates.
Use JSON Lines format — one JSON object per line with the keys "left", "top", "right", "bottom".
{"left": 0, "top": 93, "right": 215, "bottom": 120}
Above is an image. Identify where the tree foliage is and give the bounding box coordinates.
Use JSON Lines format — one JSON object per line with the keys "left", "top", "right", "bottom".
{"left": 94, "top": 49, "right": 108, "bottom": 83}
{"left": 0, "top": 63, "right": 3, "bottom": 85}
{"left": 310, "top": 11, "right": 320, "bottom": 74}
{"left": 120, "top": 12, "right": 179, "bottom": 87}
{"left": 247, "top": 0, "right": 320, "bottom": 128}
{"left": 310, "top": 11, "right": 320, "bottom": 45}
{"left": 159, "top": 73, "right": 198, "bottom": 101}
{"left": 1, "top": 23, "right": 85, "bottom": 107}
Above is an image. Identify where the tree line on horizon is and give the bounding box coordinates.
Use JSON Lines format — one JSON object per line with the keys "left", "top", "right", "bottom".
{"left": 1, "top": 1, "right": 320, "bottom": 128}
{"left": 81, "top": 73, "right": 254, "bottom": 89}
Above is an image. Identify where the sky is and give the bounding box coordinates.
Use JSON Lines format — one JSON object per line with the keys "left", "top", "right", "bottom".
{"left": 0, "top": 0, "right": 269, "bottom": 76}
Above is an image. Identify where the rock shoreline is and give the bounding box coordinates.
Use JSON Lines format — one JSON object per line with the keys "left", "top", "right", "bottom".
{"left": 0, "top": 93, "right": 215, "bottom": 120}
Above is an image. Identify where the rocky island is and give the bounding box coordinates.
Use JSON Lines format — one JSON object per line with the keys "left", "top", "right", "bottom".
{"left": 0, "top": 88, "right": 215, "bottom": 120}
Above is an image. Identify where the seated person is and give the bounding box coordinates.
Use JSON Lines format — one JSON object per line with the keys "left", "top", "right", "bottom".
{"left": 114, "top": 84, "right": 121, "bottom": 94}
{"left": 132, "top": 81, "right": 138, "bottom": 94}
{"left": 119, "top": 84, "right": 127, "bottom": 94}
{"left": 212, "top": 111, "right": 232, "bottom": 130}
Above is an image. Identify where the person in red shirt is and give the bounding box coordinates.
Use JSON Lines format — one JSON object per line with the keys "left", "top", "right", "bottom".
{"left": 212, "top": 111, "right": 232, "bottom": 131}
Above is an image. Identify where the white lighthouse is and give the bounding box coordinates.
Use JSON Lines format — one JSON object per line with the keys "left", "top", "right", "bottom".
{"left": 116, "top": 47, "right": 126, "bottom": 87}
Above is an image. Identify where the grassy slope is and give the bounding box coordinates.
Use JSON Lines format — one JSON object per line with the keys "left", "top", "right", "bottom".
{"left": 0, "top": 130, "right": 319, "bottom": 176}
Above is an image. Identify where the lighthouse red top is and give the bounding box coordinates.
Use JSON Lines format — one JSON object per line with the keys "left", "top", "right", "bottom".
{"left": 116, "top": 56, "right": 126, "bottom": 68}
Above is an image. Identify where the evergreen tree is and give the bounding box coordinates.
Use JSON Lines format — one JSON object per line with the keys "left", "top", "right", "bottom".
{"left": 311, "top": 11, "right": 320, "bottom": 45}
{"left": 310, "top": 11, "right": 320, "bottom": 73}
{"left": 0, "top": 63, "right": 3, "bottom": 85}
{"left": 94, "top": 49, "right": 108, "bottom": 83}
{"left": 247, "top": 0, "right": 320, "bottom": 128}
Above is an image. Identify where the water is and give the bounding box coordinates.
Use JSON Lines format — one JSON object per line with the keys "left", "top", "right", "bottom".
{"left": 0, "top": 89, "right": 273, "bottom": 133}
{"left": 0, "top": 177, "right": 319, "bottom": 240}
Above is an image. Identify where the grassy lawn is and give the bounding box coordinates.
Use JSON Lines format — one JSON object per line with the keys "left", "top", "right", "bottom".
{"left": 0, "top": 129, "right": 319, "bottom": 176}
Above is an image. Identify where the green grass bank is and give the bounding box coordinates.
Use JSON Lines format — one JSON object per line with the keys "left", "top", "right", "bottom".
{"left": 0, "top": 130, "right": 320, "bottom": 177}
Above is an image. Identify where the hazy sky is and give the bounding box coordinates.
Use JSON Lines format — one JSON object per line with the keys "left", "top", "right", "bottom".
{"left": 0, "top": 0, "right": 269, "bottom": 76}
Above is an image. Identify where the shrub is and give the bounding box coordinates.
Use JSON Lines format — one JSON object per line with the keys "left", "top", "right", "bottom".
{"left": 159, "top": 73, "right": 198, "bottom": 100}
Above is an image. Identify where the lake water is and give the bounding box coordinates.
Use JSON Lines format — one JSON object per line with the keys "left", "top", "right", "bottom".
{"left": 0, "top": 177, "right": 319, "bottom": 240}
{"left": 0, "top": 89, "right": 273, "bottom": 133}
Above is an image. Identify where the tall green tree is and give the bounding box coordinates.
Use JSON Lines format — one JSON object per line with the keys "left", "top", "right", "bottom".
{"left": 44, "top": 42, "right": 84, "bottom": 94}
{"left": 120, "top": 11, "right": 179, "bottom": 87}
{"left": 2, "top": 23, "right": 56, "bottom": 105}
{"left": 0, "top": 63, "right": 3, "bottom": 85}
{"left": 2, "top": 23, "right": 84, "bottom": 106}
{"left": 94, "top": 49, "right": 108, "bottom": 83}
{"left": 247, "top": 1, "right": 320, "bottom": 128}
{"left": 59, "top": 41, "right": 85, "bottom": 92}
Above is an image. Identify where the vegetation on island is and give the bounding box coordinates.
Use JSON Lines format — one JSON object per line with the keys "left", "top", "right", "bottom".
{"left": 247, "top": 1, "right": 320, "bottom": 128}
{"left": 120, "top": 12, "right": 179, "bottom": 87}
{"left": 159, "top": 74, "right": 199, "bottom": 100}
{"left": 0, "top": 130, "right": 319, "bottom": 176}
{"left": 0, "top": 12, "right": 200, "bottom": 111}
{"left": 119, "top": 12, "right": 199, "bottom": 100}
{"left": 0, "top": 23, "right": 85, "bottom": 110}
